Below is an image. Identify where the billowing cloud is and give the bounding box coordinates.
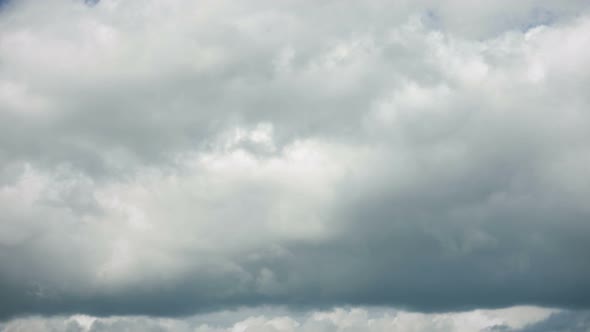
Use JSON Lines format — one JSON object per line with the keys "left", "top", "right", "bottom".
{"left": 0, "top": 0, "right": 589, "bottom": 322}
{"left": 0, "top": 306, "right": 569, "bottom": 332}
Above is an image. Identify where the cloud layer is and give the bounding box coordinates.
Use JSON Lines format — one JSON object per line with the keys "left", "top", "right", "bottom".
{"left": 1, "top": 0, "right": 590, "bottom": 320}
{"left": 2, "top": 306, "right": 579, "bottom": 332}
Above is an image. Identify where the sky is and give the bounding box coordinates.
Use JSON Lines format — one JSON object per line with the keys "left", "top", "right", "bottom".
{"left": 1, "top": 0, "right": 590, "bottom": 331}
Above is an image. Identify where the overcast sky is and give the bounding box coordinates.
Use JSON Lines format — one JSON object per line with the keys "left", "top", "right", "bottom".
{"left": 1, "top": 0, "right": 590, "bottom": 331}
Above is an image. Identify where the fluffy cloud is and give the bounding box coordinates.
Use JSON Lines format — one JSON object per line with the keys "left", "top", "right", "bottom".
{"left": 0, "top": 306, "right": 570, "bottom": 332}
{"left": 0, "top": 0, "right": 589, "bottom": 321}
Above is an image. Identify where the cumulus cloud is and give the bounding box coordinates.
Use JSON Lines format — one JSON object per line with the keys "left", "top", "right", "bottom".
{"left": 0, "top": 306, "right": 567, "bottom": 332}
{"left": 0, "top": 0, "right": 589, "bottom": 322}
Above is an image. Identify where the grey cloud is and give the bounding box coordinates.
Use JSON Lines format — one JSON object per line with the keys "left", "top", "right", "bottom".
{"left": 1, "top": 0, "right": 588, "bottom": 175}
{"left": 0, "top": 0, "right": 590, "bottom": 321}
{"left": 513, "top": 311, "right": 590, "bottom": 332}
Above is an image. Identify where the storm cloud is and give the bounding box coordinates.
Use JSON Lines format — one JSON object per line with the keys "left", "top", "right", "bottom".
{"left": 0, "top": 0, "right": 590, "bottom": 325}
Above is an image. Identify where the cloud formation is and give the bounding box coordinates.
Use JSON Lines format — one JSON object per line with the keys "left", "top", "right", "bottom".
{"left": 0, "top": 0, "right": 590, "bottom": 321}
{"left": 0, "top": 306, "right": 572, "bottom": 332}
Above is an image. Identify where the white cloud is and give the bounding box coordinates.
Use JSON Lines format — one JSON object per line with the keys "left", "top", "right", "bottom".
{"left": 0, "top": 306, "right": 559, "bottom": 332}
{"left": 0, "top": 0, "right": 589, "bottom": 319}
